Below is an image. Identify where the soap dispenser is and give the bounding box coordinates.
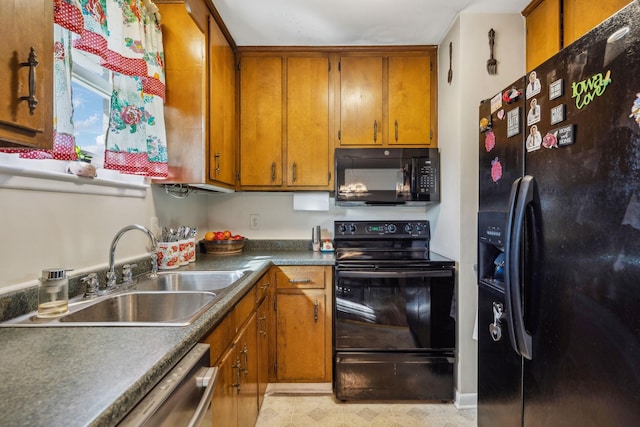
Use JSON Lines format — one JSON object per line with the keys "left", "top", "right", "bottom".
{"left": 37, "top": 268, "right": 70, "bottom": 318}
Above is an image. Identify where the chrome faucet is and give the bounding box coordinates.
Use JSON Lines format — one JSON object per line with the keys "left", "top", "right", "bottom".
{"left": 106, "top": 224, "right": 158, "bottom": 289}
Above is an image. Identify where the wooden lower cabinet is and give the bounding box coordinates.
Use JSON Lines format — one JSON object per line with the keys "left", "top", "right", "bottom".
{"left": 273, "top": 266, "right": 333, "bottom": 383}
{"left": 203, "top": 284, "right": 259, "bottom": 427}
{"left": 203, "top": 266, "right": 331, "bottom": 426}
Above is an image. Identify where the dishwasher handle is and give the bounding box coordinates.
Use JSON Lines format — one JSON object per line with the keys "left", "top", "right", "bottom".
{"left": 187, "top": 366, "right": 219, "bottom": 427}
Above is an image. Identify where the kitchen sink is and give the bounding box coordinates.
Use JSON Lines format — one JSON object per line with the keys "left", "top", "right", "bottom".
{"left": 1, "top": 269, "right": 252, "bottom": 327}
{"left": 58, "top": 291, "right": 217, "bottom": 326}
{"left": 133, "top": 270, "right": 250, "bottom": 292}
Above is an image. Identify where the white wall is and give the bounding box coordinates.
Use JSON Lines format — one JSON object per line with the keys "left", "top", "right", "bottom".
{"left": 0, "top": 185, "right": 209, "bottom": 291}
{"left": 438, "top": 12, "right": 525, "bottom": 397}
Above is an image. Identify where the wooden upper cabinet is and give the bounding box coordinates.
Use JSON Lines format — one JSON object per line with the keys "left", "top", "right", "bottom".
{"left": 286, "top": 56, "right": 330, "bottom": 187}
{"left": 239, "top": 55, "right": 283, "bottom": 187}
{"left": 339, "top": 56, "right": 384, "bottom": 146}
{"left": 563, "top": 0, "right": 631, "bottom": 46}
{"left": 524, "top": 0, "right": 631, "bottom": 70}
{"left": 0, "top": 0, "right": 53, "bottom": 148}
{"left": 524, "top": 0, "right": 561, "bottom": 71}
{"left": 208, "top": 15, "right": 236, "bottom": 186}
{"left": 388, "top": 55, "right": 432, "bottom": 145}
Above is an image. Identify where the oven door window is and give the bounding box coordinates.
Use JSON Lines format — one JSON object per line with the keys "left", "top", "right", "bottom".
{"left": 335, "top": 269, "right": 455, "bottom": 351}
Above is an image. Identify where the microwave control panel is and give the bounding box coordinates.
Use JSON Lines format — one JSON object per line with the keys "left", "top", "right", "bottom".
{"left": 411, "top": 157, "right": 439, "bottom": 199}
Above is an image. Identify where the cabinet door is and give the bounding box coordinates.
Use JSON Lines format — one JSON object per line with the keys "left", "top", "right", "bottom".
{"left": 240, "top": 56, "right": 283, "bottom": 186}
{"left": 276, "top": 290, "right": 327, "bottom": 381}
{"left": 0, "top": 0, "right": 53, "bottom": 148}
{"left": 236, "top": 313, "right": 258, "bottom": 427}
{"left": 208, "top": 16, "right": 236, "bottom": 186}
{"left": 339, "top": 56, "right": 383, "bottom": 145}
{"left": 388, "top": 55, "right": 432, "bottom": 145}
{"left": 563, "top": 0, "right": 631, "bottom": 46}
{"left": 210, "top": 343, "right": 239, "bottom": 427}
{"left": 256, "top": 297, "right": 270, "bottom": 409}
{"left": 286, "top": 56, "right": 330, "bottom": 187}
{"left": 525, "top": 0, "right": 562, "bottom": 70}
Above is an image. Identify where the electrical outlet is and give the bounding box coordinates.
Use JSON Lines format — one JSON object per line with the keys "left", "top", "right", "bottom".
{"left": 250, "top": 214, "right": 260, "bottom": 230}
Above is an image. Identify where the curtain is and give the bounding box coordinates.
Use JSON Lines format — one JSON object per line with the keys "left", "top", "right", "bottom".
{"left": 51, "top": 0, "right": 168, "bottom": 177}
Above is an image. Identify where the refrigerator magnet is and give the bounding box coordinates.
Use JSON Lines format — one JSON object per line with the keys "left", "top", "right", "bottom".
{"left": 485, "top": 130, "right": 496, "bottom": 152}
{"left": 507, "top": 107, "right": 520, "bottom": 138}
{"left": 479, "top": 117, "right": 490, "bottom": 132}
{"left": 502, "top": 87, "right": 521, "bottom": 104}
{"left": 550, "top": 104, "right": 566, "bottom": 125}
{"left": 527, "top": 99, "right": 541, "bottom": 126}
{"left": 526, "top": 125, "right": 542, "bottom": 152}
{"left": 629, "top": 93, "right": 640, "bottom": 129}
{"left": 542, "top": 132, "right": 558, "bottom": 149}
{"left": 549, "top": 79, "right": 563, "bottom": 100}
{"left": 526, "top": 71, "right": 541, "bottom": 98}
{"left": 491, "top": 157, "right": 502, "bottom": 183}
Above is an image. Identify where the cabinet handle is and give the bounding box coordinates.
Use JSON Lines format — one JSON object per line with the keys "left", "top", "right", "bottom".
{"left": 259, "top": 313, "right": 267, "bottom": 336}
{"left": 261, "top": 282, "right": 270, "bottom": 291}
{"left": 214, "top": 152, "right": 221, "bottom": 175}
{"left": 20, "top": 47, "right": 39, "bottom": 115}
{"left": 394, "top": 120, "right": 399, "bottom": 142}
{"left": 232, "top": 357, "right": 241, "bottom": 393}
{"left": 288, "top": 278, "right": 312, "bottom": 284}
{"left": 240, "top": 344, "right": 249, "bottom": 377}
{"left": 373, "top": 120, "right": 378, "bottom": 142}
{"left": 271, "top": 162, "right": 276, "bottom": 182}
{"left": 292, "top": 162, "right": 297, "bottom": 183}
{"left": 313, "top": 299, "right": 319, "bottom": 323}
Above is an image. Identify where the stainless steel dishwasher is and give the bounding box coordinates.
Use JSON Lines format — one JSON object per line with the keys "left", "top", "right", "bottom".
{"left": 119, "top": 343, "right": 218, "bottom": 427}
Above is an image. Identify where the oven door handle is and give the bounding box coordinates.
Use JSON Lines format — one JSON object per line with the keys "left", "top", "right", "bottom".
{"left": 337, "top": 270, "right": 452, "bottom": 279}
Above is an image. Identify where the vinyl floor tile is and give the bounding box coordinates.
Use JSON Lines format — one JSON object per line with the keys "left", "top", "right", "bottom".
{"left": 255, "top": 394, "right": 477, "bottom": 427}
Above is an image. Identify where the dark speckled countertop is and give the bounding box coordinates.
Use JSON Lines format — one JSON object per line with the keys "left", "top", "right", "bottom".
{"left": 0, "top": 247, "right": 334, "bottom": 427}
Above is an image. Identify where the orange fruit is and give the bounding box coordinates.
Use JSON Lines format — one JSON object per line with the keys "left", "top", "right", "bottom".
{"left": 204, "top": 231, "right": 216, "bottom": 241}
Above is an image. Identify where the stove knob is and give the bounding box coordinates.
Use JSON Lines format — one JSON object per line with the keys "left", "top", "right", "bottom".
{"left": 415, "top": 224, "right": 423, "bottom": 232}
{"left": 404, "top": 224, "right": 413, "bottom": 233}
{"left": 349, "top": 224, "right": 357, "bottom": 233}
{"left": 387, "top": 224, "right": 396, "bottom": 233}
{"left": 338, "top": 224, "right": 347, "bottom": 233}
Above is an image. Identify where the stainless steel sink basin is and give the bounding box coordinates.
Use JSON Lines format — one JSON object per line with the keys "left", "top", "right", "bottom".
{"left": 1, "top": 269, "right": 251, "bottom": 327}
{"left": 133, "top": 270, "right": 249, "bottom": 292}
{"left": 59, "top": 291, "right": 218, "bottom": 326}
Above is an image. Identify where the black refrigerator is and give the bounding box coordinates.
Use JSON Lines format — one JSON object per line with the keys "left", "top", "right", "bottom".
{"left": 477, "top": 2, "right": 640, "bottom": 426}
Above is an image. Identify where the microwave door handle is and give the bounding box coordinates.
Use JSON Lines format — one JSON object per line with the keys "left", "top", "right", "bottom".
{"left": 186, "top": 366, "right": 219, "bottom": 427}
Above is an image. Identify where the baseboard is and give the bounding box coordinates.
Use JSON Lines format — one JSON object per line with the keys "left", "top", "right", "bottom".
{"left": 265, "top": 383, "right": 333, "bottom": 395}
{"left": 454, "top": 391, "right": 477, "bottom": 409}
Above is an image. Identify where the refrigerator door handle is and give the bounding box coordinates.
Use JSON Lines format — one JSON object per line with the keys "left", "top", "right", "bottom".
{"left": 508, "top": 175, "right": 536, "bottom": 360}
{"left": 504, "top": 177, "right": 522, "bottom": 356}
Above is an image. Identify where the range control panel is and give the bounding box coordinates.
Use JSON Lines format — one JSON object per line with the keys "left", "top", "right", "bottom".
{"left": 334, "top": 220, "right": 430, "bottom": 238}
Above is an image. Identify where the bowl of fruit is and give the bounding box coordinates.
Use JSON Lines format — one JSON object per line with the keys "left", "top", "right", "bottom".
{"left": 199, "top": 230, "right": 246, "bottom": 255}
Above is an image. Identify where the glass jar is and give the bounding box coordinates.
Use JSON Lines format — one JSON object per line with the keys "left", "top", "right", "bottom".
{"left": 37, "top": 269, "right": 70, "bottom": 318}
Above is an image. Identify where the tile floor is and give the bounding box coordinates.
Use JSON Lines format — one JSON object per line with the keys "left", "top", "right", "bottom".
{"left": 255, "top": 394, "right": 477, "bottom": 427}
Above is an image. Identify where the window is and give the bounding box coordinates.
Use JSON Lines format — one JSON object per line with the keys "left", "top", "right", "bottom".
{"left": 70, "top": 46, "right": 111, "bottom": 167}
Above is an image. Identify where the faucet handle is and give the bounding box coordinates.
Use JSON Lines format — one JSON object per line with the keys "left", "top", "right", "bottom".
{"left": 122, "top": 264, "right": 137, "bottom": 283}
{"left": 105, "top": 271, "right": 117, "bottom": 289}
{"left": 81, "top": 273, "right": 100, "bottom": 298}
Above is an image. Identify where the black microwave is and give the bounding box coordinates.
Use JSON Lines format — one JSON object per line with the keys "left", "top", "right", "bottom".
{"left": 334, "top": 148, "right": 440, "bottom": 206}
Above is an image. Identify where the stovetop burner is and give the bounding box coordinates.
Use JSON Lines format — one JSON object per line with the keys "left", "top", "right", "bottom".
{"left": 334, "top": 220, "right": 453, "bottom": 267}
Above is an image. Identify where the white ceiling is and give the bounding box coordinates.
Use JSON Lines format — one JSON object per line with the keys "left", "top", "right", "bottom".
{"left": 210, "top": 0, "right": 531, "bottom": 46}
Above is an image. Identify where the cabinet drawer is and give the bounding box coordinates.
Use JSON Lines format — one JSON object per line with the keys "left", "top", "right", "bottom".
{"left": 234, "top": 286, "right": 256, "bottom": 330}
{"left": 255, "top": 273, "right": 272, "bottom": 305}
{"left": 203, "top": 313, "right": 235, "bottom": 364}
{"left": 275, "top": 266, "right": 326, "bottom": 289}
